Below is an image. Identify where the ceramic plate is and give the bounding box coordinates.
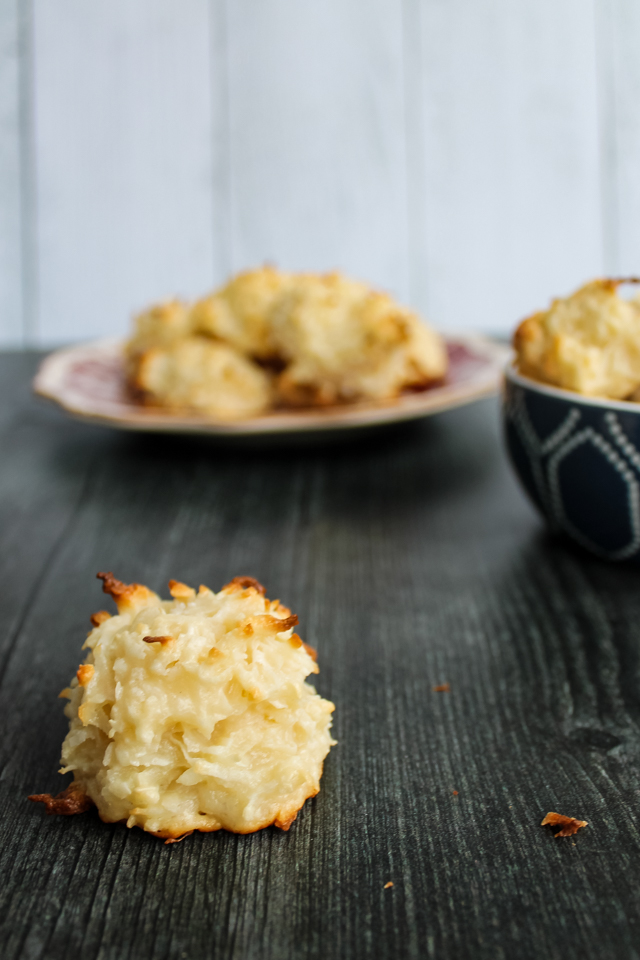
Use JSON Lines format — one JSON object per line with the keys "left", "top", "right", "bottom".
{"left": 33, "top": 335, "right": 508, "bottom": 437}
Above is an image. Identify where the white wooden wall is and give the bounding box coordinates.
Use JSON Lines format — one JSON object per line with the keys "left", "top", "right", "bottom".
{"left": 1, "top": 0, "right": 639, "bottom": 346}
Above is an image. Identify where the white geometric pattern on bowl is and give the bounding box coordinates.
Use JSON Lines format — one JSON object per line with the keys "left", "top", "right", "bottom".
{"left": 504, "top": 367, "right": 640, "bottom": 561}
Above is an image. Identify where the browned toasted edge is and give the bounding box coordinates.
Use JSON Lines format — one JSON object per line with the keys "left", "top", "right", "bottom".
{"left": 90, "top": 610, "right": 111, "bottom": 627}
{"left": 28, "top": 782, "right": 93, "bottom": 816}
{"left": 221, "top": 575, "right": 266, "bottom": 595}
{"left": 96, "top": 571, "right": 158, "bottom": 612}
{"left": 259, "top": 614, "right": 299, "bottom": 632}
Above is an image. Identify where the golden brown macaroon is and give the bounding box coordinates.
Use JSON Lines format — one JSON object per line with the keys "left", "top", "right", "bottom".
{"left": 31, "top": 573, "right": 335, "bottom": 840}
{"left": 514, "top": 278, "right": 640, "bottom": 399}
{"left": 125, "top": 267, "right": 447, "bottom": 417}
{"left": 126, "top": 287, "right": 275, "bottom": 417}
{"left": 190, "top": 266, "right": 292, "bottom": 361}
{"left": 271, "top": 272, "right": 447, "bottom": 406}
{"left": 126, "top": 300, "right": 191, "bottom": 367}
{"left": 131, "top": 336, "right": 274, "bottom": 419}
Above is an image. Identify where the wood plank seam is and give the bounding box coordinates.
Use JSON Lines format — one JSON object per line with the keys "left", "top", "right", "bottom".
{"left": 17, "top": 0, "right": 37, "bottom": 346}
{"left": 594, "top": 0, "right": 620, "bottom": 274}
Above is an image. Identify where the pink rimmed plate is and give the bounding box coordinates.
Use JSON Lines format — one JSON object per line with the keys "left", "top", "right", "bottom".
{"left": 33, "top": 335, "right": 508, "bottom": 437}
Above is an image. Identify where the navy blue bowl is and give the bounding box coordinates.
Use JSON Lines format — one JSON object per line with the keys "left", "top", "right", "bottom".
{"left": 503, "top": 364, "right": 640, "bottom": 562}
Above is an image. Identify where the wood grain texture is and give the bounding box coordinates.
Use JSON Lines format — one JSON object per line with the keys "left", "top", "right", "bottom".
{"left": 418, "top": 0, "right": 604, "bottom": 331}
{"left": 3, "top": 355, "right": 640, "bottom": 958}
{"left": 5, "top": 1, "right": 640, "bottom": 345}
{"left": 225, "top": 0, "right": 410, "bottom": 302}
{"left": 32, "top": 0, "right": 216, "bottom": 345}
{"left": 597, "top": 0, "right": 640, "bottom": 277}
{"left": 209, "top": 0, "right": 233, "bottom": 288}
{"left": 0, "top": 0, "right": 25, "bottom": 346}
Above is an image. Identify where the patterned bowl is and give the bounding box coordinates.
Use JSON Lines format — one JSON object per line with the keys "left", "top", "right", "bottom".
{"left": 503, "top": 364, "right": 640, "bottom": 562}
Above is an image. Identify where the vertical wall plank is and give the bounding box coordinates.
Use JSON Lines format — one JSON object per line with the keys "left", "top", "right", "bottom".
{"left": 209, "top": 0, "right": 233, "bottom": 288}
{"left": 0, "top": 0, "right": 24, "bottom": 346}
{"left": 401, "top": 0, "right": 429, "bottom": 316}
{"left": 7, "top": 0, "right": 628, "bottom": 344}
{"left": 225, "top": 0, "right": 410, "bottom": 304}
{"left": 416, "top": 0, "right": 604, "bottom": 334}
{"left": 599, "top": 0, "right": 640, "bottom": 277}
{"left": 33, "top": 0, "right": 216, "bottom": 345}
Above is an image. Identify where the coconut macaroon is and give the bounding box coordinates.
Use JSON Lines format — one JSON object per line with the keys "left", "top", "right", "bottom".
{"left": 30, "top": 573, "right": 335, "bottom": 840}
{"left": 126, "top": 295, "right": 275, "bottom": 418}
{"left": 271, "top": 272, "right": 447, "bottom": 406}
{"left": 514, "top": 278, "right": 640, "bottom": 399}
{"left": 130, "top": 337, "right": 274, "bottom": 419}
{"left": 190, "top": 266, "right": 292, "bottom": 361}
{"left": 125, "top": 267, "right": 447, "bottom": 417}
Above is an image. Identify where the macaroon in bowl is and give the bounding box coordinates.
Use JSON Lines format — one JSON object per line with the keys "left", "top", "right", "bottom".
{"left": 503, "top": 278, "right": 640, "bottom": 563}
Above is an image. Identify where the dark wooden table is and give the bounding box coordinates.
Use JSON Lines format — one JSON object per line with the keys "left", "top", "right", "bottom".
{"left": 2, "top": 352, "right": 640, "bottom": 960}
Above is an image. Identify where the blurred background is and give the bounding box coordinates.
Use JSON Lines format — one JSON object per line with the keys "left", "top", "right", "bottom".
{"left": 1, "top": 0, "right": 638, "bottom": 348}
